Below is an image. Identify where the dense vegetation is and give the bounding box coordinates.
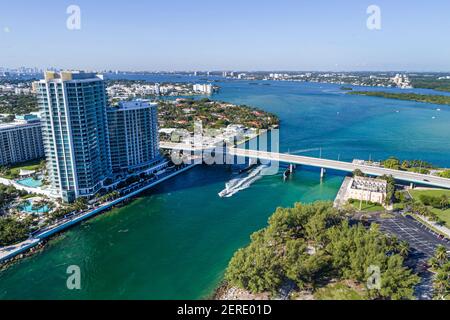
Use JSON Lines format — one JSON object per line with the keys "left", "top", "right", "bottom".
{"left": 405, "top": 199, "right": 447, "bottom": 226}
{"left": 349, "top": 91, "right": 450, "bottom": 106}
{"left": 428, "top": 246, "right": 450, "bottom": 300}
{"left": 158, "top": 98, "right": 279, "bottom": 132}
{"left": 410, "top": 77, "right": 450, "bottom": 93}
{"left": 0, "top": 217, "right": 33, "bottom": 246}
{"left": 0, "top": 184, "right": 29, "bottom": 213}
{"left": 439, "top": 170, "right": 450, "bottom": 178}
{"left": 382, "top": 157, "right": 435, "bottom": 174}
{"left": 0, "top": 94, "right": 38, "bottom": 115}
{"left": 224, "top": 202, "right": 419, "bottom": 300}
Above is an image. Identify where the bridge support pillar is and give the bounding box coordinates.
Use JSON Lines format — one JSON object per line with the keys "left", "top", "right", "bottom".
{"left": 410, "top": 183, "right": 415, "bottom": 190}
{"left": 320, "top": 168, "right": 326, "bottom": 180}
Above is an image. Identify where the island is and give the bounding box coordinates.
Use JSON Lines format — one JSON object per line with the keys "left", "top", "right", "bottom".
{"left": 348, "top": 91, "right": 450, "bottom": 106}
{"left": 158, "top": 98, "right": 279, "bottom": 132}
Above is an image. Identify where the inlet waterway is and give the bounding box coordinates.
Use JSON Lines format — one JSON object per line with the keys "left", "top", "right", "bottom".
{"left": 1, "top": 77, "right": 450, "bottom": 299}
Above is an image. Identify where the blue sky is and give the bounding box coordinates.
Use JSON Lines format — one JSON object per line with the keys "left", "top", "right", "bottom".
{"left": 1, "top": 0, "right": 450, "bottom": 71}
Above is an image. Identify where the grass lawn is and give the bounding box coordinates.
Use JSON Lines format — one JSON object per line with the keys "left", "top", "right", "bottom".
{"left": 410, "top": 189, "right": 450, "bottom": 199}
{"left": 0, "top": 159, "right": 43, "bottom": 179}
{"left": 350, "top": 201, "right": 384, "bottom": 212}
{"left": 431, "top": 208, "right": 450, "bottom": 227}
{"left": 410, "top": 189, "right": 450, "bottom": 227}
{"left": 314, "top": 282, "right": 367, "bottom": 300}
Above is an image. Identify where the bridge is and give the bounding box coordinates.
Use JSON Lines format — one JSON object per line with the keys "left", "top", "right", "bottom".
{"left": 160, "top": 142, "right": 450, "bottom": 189}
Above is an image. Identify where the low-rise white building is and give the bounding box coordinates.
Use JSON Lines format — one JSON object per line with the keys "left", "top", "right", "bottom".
{"left": 345, "top": 176, "right": 388, "bottom": 205}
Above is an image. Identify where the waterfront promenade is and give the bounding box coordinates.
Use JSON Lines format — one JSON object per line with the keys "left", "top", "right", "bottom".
{"left": 161, "top": 142, "right": 450, "bottom": 189}
{"left": 0, "top": 164, "right": 197, "bottom": 264}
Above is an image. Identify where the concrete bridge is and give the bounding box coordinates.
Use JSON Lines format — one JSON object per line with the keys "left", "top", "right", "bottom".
{"left": 160, "top": 142, "right": 450, "bottom": 189}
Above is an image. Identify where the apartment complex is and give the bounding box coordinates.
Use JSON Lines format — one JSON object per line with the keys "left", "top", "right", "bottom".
{"left": 0, "top": 115, "right": 44, "bottom": 166}
{"left": 192, "top": 83, "right": 213, "bottom": 95}
{"left": 36, "top": 71, "right": 112, "bottom": 202}
{"left": 35, "top": 71, "right": 162, "bottom": 202}
{"left": 107, "top": 100, "right": 160, "bottom": 174}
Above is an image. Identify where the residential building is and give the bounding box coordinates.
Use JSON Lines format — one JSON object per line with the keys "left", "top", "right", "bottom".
{"left": 193, "top": 83, "right": 213, "bottom": 95}
{"left": 36, "top": 71, "right": 112, "bottom": 202}
{"left": 0, "top": 114, "right": 44, "bottom": 166}
{"left": 107, "top": 100, "right": 160, "bottom": 175}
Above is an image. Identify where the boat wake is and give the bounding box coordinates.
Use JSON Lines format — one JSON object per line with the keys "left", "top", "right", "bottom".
{"left": 219, "top": 165, "right": 268, "bottom": 198}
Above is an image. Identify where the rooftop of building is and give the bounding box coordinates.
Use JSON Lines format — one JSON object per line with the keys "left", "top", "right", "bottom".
{"left": 351, "top": 176, "right": 388, "bottom": 192}
{"left": 0, "top": 114, "right": 41, "bottom": 130}
{"left": 39, "top": 71, "right": 104, "bottom": 83}
{"left": 108, "top": 99, "right": 158, "bottom": 112}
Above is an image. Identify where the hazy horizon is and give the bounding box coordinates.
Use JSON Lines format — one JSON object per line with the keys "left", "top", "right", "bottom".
{"left": 2, "top": 0, "right": 450, "bottom": 72}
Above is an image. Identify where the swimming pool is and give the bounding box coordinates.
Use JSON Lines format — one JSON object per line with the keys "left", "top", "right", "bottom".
{"left": 20, "top": 201, "right": 49, "bottom": 214}
{"left": 16, "top": 177, "right": 43, "bottom": 188}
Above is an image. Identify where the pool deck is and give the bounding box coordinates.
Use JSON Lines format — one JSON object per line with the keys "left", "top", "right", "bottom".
{"left": 0, "top": 177, "right": 58, "bottom": 198}
{"left": 0, "top": 164, "right": 197, "bottom": 264}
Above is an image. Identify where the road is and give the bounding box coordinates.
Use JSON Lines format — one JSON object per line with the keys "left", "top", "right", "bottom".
{"left": 160, "top": 142, "right": 450, "bottom": 189}
{"left": 368, "top": 213, "right": 450, "bottom": 300}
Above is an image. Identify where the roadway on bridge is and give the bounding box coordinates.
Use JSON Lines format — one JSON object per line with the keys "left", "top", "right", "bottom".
{"left": 160, "top": 142, "right": 450, "bottom": 189}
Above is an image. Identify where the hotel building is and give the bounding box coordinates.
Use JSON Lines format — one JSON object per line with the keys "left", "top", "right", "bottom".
{"left": 36, "top": 71, "right": 112, "bottom": 202}
{"left": 107, "top": 100, "right": 160, "bottom": 175}
{"left": 0, "top": 115, "right": 44, "bottom": 166}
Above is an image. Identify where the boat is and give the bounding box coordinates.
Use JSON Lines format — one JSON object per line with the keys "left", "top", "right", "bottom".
{"left": 219, "top": 165, "right": 267, "bottom": 198}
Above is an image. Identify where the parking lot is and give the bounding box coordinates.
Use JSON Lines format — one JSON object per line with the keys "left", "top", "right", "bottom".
{"left": 368, "top": 213, "right": 450, "bottom": 300}
{"left": 372, "top": 214, "right": 450, "bottom": 261}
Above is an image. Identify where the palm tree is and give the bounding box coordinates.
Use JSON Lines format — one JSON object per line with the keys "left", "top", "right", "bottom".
{"left": 398, "top": 241, "right": 410, "bottom": 258}
{"left": 440, "top": 195, "right": 449, "bottom": 210}
{"left": 435, "top": 245, "right": 448, "bottom": 264}
{"left": 429, "top": 257, "right": 440, "bottom": 270}
{"left": 433, "top": 271, "right": 449, "bottom": 300}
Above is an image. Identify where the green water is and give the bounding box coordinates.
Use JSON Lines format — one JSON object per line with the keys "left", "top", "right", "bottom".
{"left": 1, "top": 79, "right": 450, "bottom": 299}
{"left": 0, "top": 166, "right": 341, "bottom": 299}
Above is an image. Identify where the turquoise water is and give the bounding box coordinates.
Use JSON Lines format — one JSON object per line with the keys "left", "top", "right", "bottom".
{"left": 1, "top": 79, "right": 450, "bottom": 299}
{"left": 16, "top": 177, "right": 43, "bottom": 188}
{"left": 20, "top": 201, "right": 49, "bottom": 214}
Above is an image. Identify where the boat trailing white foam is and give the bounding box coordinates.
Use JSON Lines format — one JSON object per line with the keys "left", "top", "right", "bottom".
{"left": 219, "top": 165, "right": 268, "bottom": 198}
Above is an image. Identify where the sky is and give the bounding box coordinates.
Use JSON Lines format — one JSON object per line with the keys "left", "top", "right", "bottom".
{"left": 1, "top": 0, "right": 450, "bottom": 71}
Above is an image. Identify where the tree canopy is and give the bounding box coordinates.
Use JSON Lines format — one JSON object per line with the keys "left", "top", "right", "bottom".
{"left": 225, "top": 202, "right": 420, "bottom": 300}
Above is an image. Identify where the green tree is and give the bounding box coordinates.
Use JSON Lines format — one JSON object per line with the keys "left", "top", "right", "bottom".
{"left": 377, "top": 255, "right": 420, "bottom": 300}
{"left": 429, "top": 257, "right": 440, "bottom": 270}
{"left": 433, "top": 271, "right": 449, "bottom": 300}
{"left": 397, "top": 241, "right": 410, "bottom": 258}
{"left": 352, "top": 169, "right": 365, "bottom": 177}
{"left": 0, "top": 217, "right": 31, "bottom": 246}
{"left": 383, "top": 157, "right": 401, "bottom": 170}
{"left": 435, "top": 246, "right": 448, "bottom": 264}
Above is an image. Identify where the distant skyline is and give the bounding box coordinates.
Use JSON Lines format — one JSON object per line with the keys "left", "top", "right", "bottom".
{"left": 1, "top": 0, "right": 450, "bottom": 72}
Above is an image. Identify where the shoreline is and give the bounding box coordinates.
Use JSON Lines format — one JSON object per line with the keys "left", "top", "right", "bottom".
{"left": 0, "top": 164, "right": 197, "bottom": 267}
{"left": 0, "top": 124, "right": 273, "bottom": 269}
